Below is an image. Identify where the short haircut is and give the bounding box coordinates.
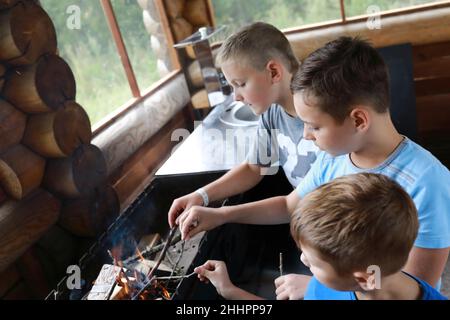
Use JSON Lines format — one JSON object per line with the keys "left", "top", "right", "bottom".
{"left": 290, "top": 36, "right": 390, "bottom": 123}
{"left": 216, "top": 22, "right": 299, "bottom": 73}
{"left": 291, "top": 173, "right": 418, "bottom": 277}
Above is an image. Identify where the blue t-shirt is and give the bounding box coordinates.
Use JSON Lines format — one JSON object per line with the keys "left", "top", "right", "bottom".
{"left": 304, "top": 272, "right": 448, "bottom": 300}
{"left": 295, "top": 137, "right": 450, "bottom": 249}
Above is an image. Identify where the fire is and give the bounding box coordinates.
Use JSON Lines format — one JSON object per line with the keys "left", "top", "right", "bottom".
{"left": 156, "top": 281, "right": 171, "bottom": 300}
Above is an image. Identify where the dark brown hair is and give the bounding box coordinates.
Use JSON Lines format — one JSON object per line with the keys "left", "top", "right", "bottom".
{"left": 291, "top": 173, "right": 418, "bottom": 277}
{"left": 290, "top": 37, "right": 390, "bottom": 122}
{"left": 217, "top": 22, "right": 299, "bottom": 73}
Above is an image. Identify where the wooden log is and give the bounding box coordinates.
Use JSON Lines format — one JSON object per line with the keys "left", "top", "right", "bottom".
{"left": 191, "top": 89, "right": 209, "bottom": 109}
{"left": 187, "top": 60, "right": 203, "bottom": 88}
{"left": 164, "top": 0, "right": 185, "bottom": 19}
{"left": 185, "top": 45, "right": 196, "bottom": 59}
{"left": 0, "top": 264, "right": 20, "bottom": 298}
{"left": 0, "top": 187, "right": 6, "bottom": 204}
{"left": 0, "top": 0, "right": 57, "bottom": 66}
{"left": 150, "top": 35, "right": 164, "bottom": 57}
{"left": 59, "top": 184, "right": 119, "bottom": 237}
{"left": 43, "top": 144, "right": 107, "bottom": 198}
{"left": 170, "top": 17, "right": 193, "bottom": 43}
{"left": 0, "top": 98, "right": 26, "bottom": 154}
{"left": 33, "top": 225, "right": 78, "bottom": 288}
{"left": 23, "top": 101, "right": 92, "bottom": 158}
{"left": 16, "top": 247, "right": 51, "bottom": 299}
{"left": 143, "top": 9, "right": 159, "bottom": 35}
{"left": 183, "top": 0, "right": 209, "bottom": 27}
{"left": 0, "top": 0, "right": 19, "bottom": 10}
{"left": 0, "top": 144, "right": 46, "bottom": 200}
{"left": 2, "top": 54, "right": 76, "bottom": 114}
{"left": 0, "top": 189, "right": 61, "bottom": 273}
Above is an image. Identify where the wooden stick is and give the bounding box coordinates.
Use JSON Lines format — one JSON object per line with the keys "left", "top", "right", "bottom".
{"left": 124, "top": 232, "right": 181, "bottom": 264}
{"left": 153, "top": 272, "right": 196, "bottom": 281}
{"left": 131, "top": 228, "right": 178, "bottom": 300}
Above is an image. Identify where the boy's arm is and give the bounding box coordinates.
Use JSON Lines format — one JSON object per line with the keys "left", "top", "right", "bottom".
{"left": 404, "top": 246, "right": 450, "bottom": 287}
{"left": 179, "top": 190, "right": 300, "bottom": 240}
{"left": 223, "top": 189, "right": 300, "bottom": 225}
{"left": 195, "top": 260, "right": 265, "bottom": 300}
{"left": 203, "top": 162, "right": 265, "bottom": 203}
{"left": 168, "top": 162, "right": 264, "bottom": 228}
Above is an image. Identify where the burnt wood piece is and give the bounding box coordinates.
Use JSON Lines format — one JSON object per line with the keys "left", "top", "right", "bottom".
{"left": 2, "top": 54, "right": 76, "bottom": 113}
{"left": 86, "top": 264, "right": 122, "bottom": 300}
{"left": 0, "top": 0, "right": 57, "bottom": 65}
{"left": 43, "top": 144, "right": 107, "bottom": 198}
{"left": 0, "top": 189, "right": 61, "bottom": 272}
{"left": 23, "top": 101, "right": 92, "bottom": 158}
{"left": 59, "top": 184, "right": 119, "bottom": 237}
{"left": 0, "top": 98, "right": 26, "bottom": 154}
{"left": 0, "top": 144, "right": 46, "bottom": 200}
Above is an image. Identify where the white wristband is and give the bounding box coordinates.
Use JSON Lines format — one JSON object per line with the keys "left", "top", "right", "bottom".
{"left": 195, "top": 187, "right": 209, "bottom": 206}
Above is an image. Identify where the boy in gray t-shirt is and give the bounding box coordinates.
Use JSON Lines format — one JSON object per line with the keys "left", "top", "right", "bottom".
{"left": 249, "top": 103, "right": 318, "bottom": 187}
{"left": 168, "top": 22, "right": 317, "bottom": 229}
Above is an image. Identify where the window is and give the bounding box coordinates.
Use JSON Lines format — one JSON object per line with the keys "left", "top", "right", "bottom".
{"left": 344, "top": 0, "right": 444, "bottom": 17}
{"left": 110, "top": 0, "right": 159, "bottom": 92}
{"left": 41, "top": 0, "right": 168, "bottom": 126}
{"left": 212, "top": 0, "right": 448, "bottom": 37}
{"left": 212, "top": 0, "right": 342, "bottom": 36}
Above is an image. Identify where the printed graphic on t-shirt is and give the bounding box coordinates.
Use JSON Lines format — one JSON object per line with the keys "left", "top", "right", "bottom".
{"left": 277, "top": 133, "right": 319, "bottom": 186}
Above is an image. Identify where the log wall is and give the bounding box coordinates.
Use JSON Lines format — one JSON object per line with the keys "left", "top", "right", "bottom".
{"left": 0, "top": 0, "right": 118, "bottom": 299}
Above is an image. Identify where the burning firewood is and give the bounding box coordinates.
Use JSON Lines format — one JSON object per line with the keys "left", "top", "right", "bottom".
{"left": 86, "top": 264, "right": 122, "bottom": 300}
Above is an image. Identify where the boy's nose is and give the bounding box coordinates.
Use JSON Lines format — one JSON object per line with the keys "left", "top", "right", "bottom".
{"left": 234, "top": 92, "right": 244, "bottom": 102}
{"left": 303, "top": 127, "right": 314, "bottom": 140}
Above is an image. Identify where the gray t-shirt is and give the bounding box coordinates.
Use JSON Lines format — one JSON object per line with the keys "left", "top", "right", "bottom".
{"left": 247, "top": 104, "right": 319, "bottom": 187}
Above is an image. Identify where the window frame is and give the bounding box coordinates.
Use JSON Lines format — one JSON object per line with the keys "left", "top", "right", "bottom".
{"left": 94, "top": 0, "right": 450, "bottom": 136}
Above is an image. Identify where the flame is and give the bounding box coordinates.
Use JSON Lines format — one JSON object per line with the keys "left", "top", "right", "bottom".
{"left": 155, "top": 281, "right": 171, "bottom": 300}
{"left": 161, "top": 286, "right": 171, "bottom": 300}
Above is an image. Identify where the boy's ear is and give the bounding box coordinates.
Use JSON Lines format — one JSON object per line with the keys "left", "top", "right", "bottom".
{"left": 266, "top": 60, "right": 282, "bottom": 82}
{"left": 349, "top": 108, "right": 370, "bottom": 131}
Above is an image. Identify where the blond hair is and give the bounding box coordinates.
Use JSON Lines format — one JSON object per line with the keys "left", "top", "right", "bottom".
{"left": 217, "top": 22, "right": 299, "bottom": 73}
{"left": 291, "top": 173, "right": 418, "bottom": 276}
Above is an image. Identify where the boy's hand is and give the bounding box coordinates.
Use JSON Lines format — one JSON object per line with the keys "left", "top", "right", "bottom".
{"left": 177, "top": 206, "right": 226, "bottom": 240}
{"left": 194, "top": 260, "right": 235, "bottom": 298}
{"left": 167, "top": 192, "right": 204, "bottom": 228}
{"left": 274, "top": 274, "right": 312, "bottom": 300}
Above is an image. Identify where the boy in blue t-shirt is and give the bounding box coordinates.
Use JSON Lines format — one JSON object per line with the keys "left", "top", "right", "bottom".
{"left": 195, "top": 173, "right": 447, "bottom": 300}
{"left": 294, "top": 174, "right": 447, "bottom": 300}
{"left": 179, "top": 37, "right": 450, "bottom": 299}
